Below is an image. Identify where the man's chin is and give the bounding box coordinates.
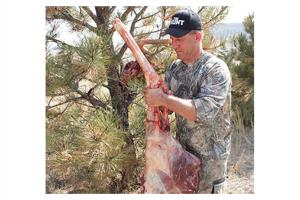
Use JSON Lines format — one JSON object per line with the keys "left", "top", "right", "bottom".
{"left": 176, "top": 53, "right": 184, "bottom": 59}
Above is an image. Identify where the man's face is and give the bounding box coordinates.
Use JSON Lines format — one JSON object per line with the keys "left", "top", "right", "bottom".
{"left": 170, "top": 32, "right": 197, "bottom": 62}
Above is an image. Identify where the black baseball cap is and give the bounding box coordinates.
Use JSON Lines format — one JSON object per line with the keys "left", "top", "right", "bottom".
{"left": 165, "top": 9, "right": 202, "bottom": 38}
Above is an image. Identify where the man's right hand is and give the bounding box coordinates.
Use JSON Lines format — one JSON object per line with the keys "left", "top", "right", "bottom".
{"left": 144, "top": 87, "right": 167, "bottom": 107}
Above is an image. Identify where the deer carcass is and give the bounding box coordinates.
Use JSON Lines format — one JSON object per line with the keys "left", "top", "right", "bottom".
{"left": 113, "top": 18, "right": 200, "bottom": 193}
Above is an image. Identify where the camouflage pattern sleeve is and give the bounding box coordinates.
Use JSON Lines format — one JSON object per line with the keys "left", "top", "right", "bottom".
{"left": 164, "top": 60, "right": 177, "bottom": 90}
{"left": 192, "top": 61, "right": 231, "bottom": 126}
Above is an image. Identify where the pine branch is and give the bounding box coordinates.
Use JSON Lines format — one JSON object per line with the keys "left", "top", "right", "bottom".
{"left": 95, "top": 6, "right": 105, "bottom": 24}
{"left": 134, "top": 28, "right": 164, "bottom": 37}
{"left": 46, "top": 35, "right": 75, "bottom": 48}
{"left": 120, "top": 7, "right": 135, "bottom": 21}
{"left": 95, "top": 6, "right": 115, "bottom": 25}
{"left": 48, "top": 96, "right": 54, "bottom": 107}
{"left": 203, "top": 6, "right": 228, "bottom": 27}
{"left": 135, "top": 10, "right": 160, "bottom": 22}
{"left": 52, "top": 11, "right": 98, "bottom": 34}
{"left": 134, "top": 25, "right": 146, "bottom": 29}
{"left": 117, "top": 43, "right": 128, "bottom": 59}
{"left": 47, "top": 92, "right": 72, "bottom": 97}
{"left": 47, "top": 102, "right": 74, "bottom": 119}
{"left": 159, "top": 7, "right": 167, "bottom": 39}
{"left": 130, "top": 7, "right": 148, "bottom": 35}
{"left": 109, "top": 6, "right": 116, "bottom": 15}
{"left": 116, "top": 7, "right": 147, "bottom": 59}
{"left": 74, "top": 101, "right": 97, "bottom": 109}
{"left": 204, "top": 40, "right": 226, "bottom": 51}
{"left": 87, "top": 84, "right": 99, "bottom": 96}
{"left": 81, "top": 6, "right": 99, "bottom": 26}
{"left": 197, "top": 6, "right": 205, "bottom": 14}
{"left": 76, "top": 89, "right": 111, "bottom": 110}
{"left": 149, "top": 46, "right": 167, "bottom": 57}
{"left": 46, "top": 96, "right": 82, "bottom": 110}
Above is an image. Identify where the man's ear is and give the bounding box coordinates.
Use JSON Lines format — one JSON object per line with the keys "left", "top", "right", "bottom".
{"left": 195, "top": 32, "right": 201, "bottom": 40}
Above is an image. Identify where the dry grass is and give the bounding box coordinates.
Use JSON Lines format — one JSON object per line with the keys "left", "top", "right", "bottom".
{"left": 225, "top": 127, "right": 254, "bottom": 194}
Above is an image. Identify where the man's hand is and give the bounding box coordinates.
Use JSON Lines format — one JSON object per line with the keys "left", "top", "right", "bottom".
{"left": 144, "top": 86, "right": 196, "bottom": 121}
{"left": 144, "top": 87, "right": 167, "bottom": 107}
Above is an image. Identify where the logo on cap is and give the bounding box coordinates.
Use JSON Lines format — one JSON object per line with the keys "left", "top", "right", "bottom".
{"left": 170, "top": 17, "right": 184, "bottom": 26}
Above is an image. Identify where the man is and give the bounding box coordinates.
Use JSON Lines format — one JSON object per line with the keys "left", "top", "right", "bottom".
{"left": 144, "top": 9, "right": 232, "bottom": 194}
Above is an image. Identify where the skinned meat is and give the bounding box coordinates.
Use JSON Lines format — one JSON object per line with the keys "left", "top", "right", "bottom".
{"left": 113, "top": 18, "right": 200, "bottom": 193}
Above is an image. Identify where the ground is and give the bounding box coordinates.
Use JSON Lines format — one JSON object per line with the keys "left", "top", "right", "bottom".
{"left": 225, "top": 128, "right": 254, "bottom": 194}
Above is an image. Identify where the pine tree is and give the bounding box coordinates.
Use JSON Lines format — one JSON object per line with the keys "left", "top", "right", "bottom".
{"left": 220, "top": 14, "right": 254, "bottom": 127}
{"left": 46, "top": 6, "right": 230, "bottom": 193}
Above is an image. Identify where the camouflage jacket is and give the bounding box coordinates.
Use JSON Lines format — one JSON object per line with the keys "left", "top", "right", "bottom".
{"left": 165, "top": 52, "right": 232, "bottom": 159}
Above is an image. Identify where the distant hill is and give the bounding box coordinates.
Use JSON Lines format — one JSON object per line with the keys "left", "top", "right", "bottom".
{"left": 212, "top": 23, "right": 246, "bottom": 40}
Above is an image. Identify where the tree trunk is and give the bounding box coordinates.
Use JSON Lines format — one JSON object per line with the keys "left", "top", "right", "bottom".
{"left": 106, "top": 59, "right": 138, "bottom": 192}
{"left": 107, "top": 63, "right": 128, "bottom": 129}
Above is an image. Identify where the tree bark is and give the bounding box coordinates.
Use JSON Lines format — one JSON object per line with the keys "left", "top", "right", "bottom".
{"left": 106, "top": 60, "right": 132, "bottom": 131}
{"left": 106, "top": 57, "right": 138, "bottom": 193}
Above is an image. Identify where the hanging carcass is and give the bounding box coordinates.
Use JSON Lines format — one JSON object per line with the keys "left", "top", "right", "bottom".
{"left": 113, "top": 18, "right": 200, "bottom": 194}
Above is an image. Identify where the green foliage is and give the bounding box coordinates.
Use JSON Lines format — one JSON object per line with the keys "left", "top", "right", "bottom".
{"left": 46, "top": 32, "right": 112, "bottom": 97}
{"left": 127, "top": 96, "right": 147, "bottom": 191}
{"left": 233, "top": 15, "right": 254, "bottom": 127}
{"left": 46, "top": 108, "right": 136, "bottom": 193}
{"left": 234, "top": 94, "right": 254, "bottom": 127}
{"left": 233, "top": 14, "right": 254, "bottom": 84}
{"left": 75, "top": 35, "right": 105, "bottom": 67}
{"left": 46, "top": 45, "right": 75, "bottom": 95}
{"left": 199, "top": 6, "right": 228, "bottom": 27}
{"left": 46, "top": 105, "right": 84, "bottom": 154}
{"left": 128, "top": 95, "right": 146, "bottom": 141}
{"left": 198, "top": 6, "right": 228, "bottom": 51}
{"left": 219, "top": 14, "right": 254, "bottom": 127}
{"left": 84, "top": 110, "right": 136, "bottom": 192}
